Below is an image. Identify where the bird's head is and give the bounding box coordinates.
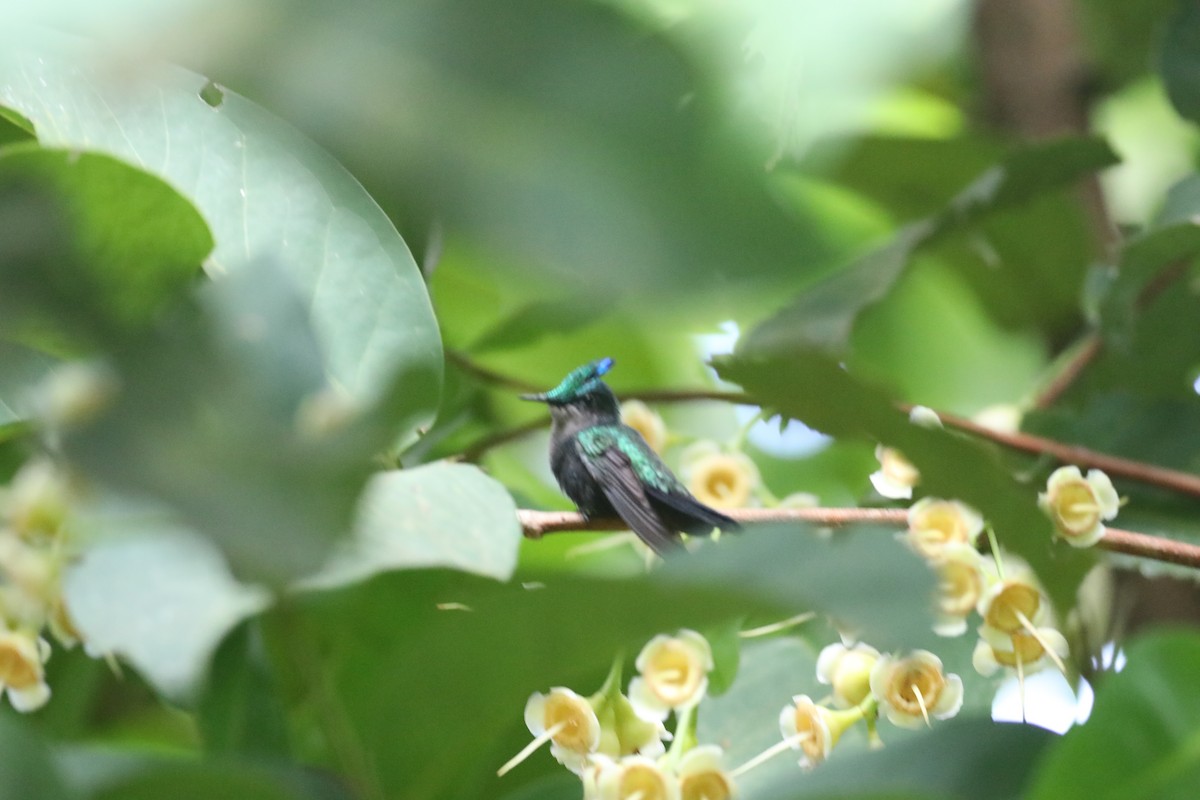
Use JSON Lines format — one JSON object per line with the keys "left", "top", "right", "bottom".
{"left": 521, "top": 357, "right": 619, "bottom": 415}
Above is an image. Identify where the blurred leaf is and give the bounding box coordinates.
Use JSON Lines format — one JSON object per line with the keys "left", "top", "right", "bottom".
{"left": 194, "top": 0, "right": 838, "bottom": 321}
{"left": 1027, "top": 630, "right": 1200, "bottom": 800}
{"left": 65, "top": 516, "right": 269, "bottom": 699}
{"left": 198, "top": 622, "right": 291, "bottom": 759}
{"left": 764, "top": 718, "right": 1053, "bottom": 800}
{"left": 702, "top": 617, "right": 744, "bottom": 697}
{"left": 90, "top": 759, "right": 346, "bottom": 800}
{"left": 0, "top": 146, "right": 211, "bottom": 346}
{"left": 498, "top": 772, "right": 581, "bottom": 800}
{"left": 61, "top": 260, "right": 389, "bottom": 584}
{"left": 303, "top": 463, "right": 522, "bottom": 589}
{"left": 714, "top": 351, "right": 1094, "bottom": 613}
{"left": 742, "top": 137, "right": 1118, "bottom": 356}
{"left": 261, "top": 526, "right": 934, "bottom": 799}
{"left": 1098, "top": 225, "right": 1200, "bottom": 348}
{"left": 0, "top": 32, "right": 442, "bottom": 417}
{"left": 1161, "top": 0, "right": 1200, "bottom": 125}
{"left": 0, "top": 717, "right": 81, "bottom": 800}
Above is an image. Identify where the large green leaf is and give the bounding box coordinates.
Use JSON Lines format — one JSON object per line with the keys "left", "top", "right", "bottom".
{"left": 1161, "top": 0, "right": 1200, "bottom": 126}
{"left": 257, "top": 526, "right": 933, "bottom": 799}
{"left": 1027, "top": 631, "right": 1200, "bottom": 800}
{"left": 303, "top": 462, "right": 523, "bottom": 588}
{"left": 0, "top": 145, "right": 211, "bottom": 346}
{"left": 714, "top": 351, "right": 1094, "bottom": 613}
{"left": 768, "top": 718, "right": 1054, "bottom": 800}
{"left": 182, "top": 0, "right": 840, "bottom": 320}
{"left": 742, "top": 137, "right": 1118, "bottom": 356}
{"left": 0, "top": 31, "right": 441, "bottom": 421}
{"left": 64, "top": 518, "right": 269, "bottom": 700}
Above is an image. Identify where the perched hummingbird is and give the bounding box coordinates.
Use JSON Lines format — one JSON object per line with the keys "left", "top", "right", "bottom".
{"left": 522, "top": 358, "right": 738, "bottom": 555}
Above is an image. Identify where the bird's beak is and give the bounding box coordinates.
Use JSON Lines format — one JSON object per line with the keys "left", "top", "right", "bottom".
{"left": 520, "top": 392, "right": 548, "bottom": 402}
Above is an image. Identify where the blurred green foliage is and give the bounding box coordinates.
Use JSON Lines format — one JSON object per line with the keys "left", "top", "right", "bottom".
{"left": 0, "top": 1, "right": 1199, "bottom": 799}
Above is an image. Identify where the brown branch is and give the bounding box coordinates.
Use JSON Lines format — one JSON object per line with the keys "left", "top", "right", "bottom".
{"left": 1033, "top": 334, "right": 1102, "bottom": 409}
{"left": 933, "top": 409, "right": 1200, "bottom": 499}
{"left": 518, "top": 508, "right": 1200, "bottom": 569}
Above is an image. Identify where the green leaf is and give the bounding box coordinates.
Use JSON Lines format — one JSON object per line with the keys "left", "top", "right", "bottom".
{"left": 0, "top": 716, "right": 81, "bottom": 800}
{"left": 186, "top": 0, "right": 840, "bottom": 320}
{"left": 1027, "top": 631, "right": 1200, "bottom": 800}
{"left": 741, "top": 137, "right": 1118, "bottom": 356}
{"left": 714, "top": 351, "right": 1094, "bottom": 613}
{"left": 61, "top": 259, "right": 389, "bottom": 584}
{"left": 64, "top": 518, "right": 268, "bottom": 699}
{"left": 260, "top": 526, "right": 934, "bottom": 799}
{"left": 767, "top": 717, "right": 1054, "bottom": 800}
{"left": 1161, "top": 0, "right": 1200, "bottom": 125}
{"left": 0, "top": 145, "right": 212, "bottom": 345}
{"left": 0, "top": 31, "right": 441, "bottom": 421}
{"left": 198, "top": 621, "right": 292, "bottom": 759}
{"left": 303, "top": 463, "right": 523, "bottom": 588}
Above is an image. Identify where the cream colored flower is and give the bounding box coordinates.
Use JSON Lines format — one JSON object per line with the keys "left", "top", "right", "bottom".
{"left": 620, "top": 401, "right": 668, "bottom": 454}
{"left": 869, "top": 651, "right": 963, "bottom": 729}
{"left": 777, "top": 695, "right": 861, "bottom": 769}
{"left": 0, "top": 629, "right": 51, "bottom": 712}
{"left": 521, "top": 687, "right": 602, "bottom": 774}
{"left": 869, "top": 446, "right": 919, "bottom": 500}
{"left": 2, "top": 459, "right": 71, "bottom": 540}
{"left": 815, "top": 641, "right": 879, "bottom": 708}
{"left": 977, "top": 575, "right": 1046, "bottom": 636}
{"left": 908, "top": 406, "right": 943, "bottom": 428}
{"left": 972, "top": 404, "right": 1022, "bottom": 435}
{"left": 677, "top": 745, "right": 737, "bottom": 800}
{"left": 905, "top": 498, "right": 984, "bottom": 560}
{"left": 679, "top": 443, "right": 760, "bottom": 510}
{"left": 972, "top": 624, "right": 1069, "bottom": 677}
{"left": 629, "top": 630, "right": 713, "bottom": 721}
{"left": 596, "top": 755, "right": 680, "bottom": 800}
{"left": 932, "top": 544, "right": 991, "bottom": 637}
{"left": 1038, "top": 466, "right": 1119, "bottom": 548}
{"left": 779, "top": 492, "right": 819, "bottom": 508}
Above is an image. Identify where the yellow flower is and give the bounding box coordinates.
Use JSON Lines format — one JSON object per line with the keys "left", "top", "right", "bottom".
{"left": 977, "top": 575, "right": 1046, "bottom": 636}
{"left": 905, "top": 498, "right": 984, "bottom": 560}
{"left": 815, "top": 641, "right": 879, "bottom": 708}
{"left": 0, "top": 629, "right": 51, "bottom": 712}
{"left": 972, "top": 624, "right": 1069, "bottom": 677}
{"left": 869, "top": 446, "right": 919, "bottom": 500}
{"left": 677, "top": 745, "right": 736, "bottom": 800}
{"left": 869, "top": 407, "right": 943, "bottom": 499}
{"left": 869, "top": 651, "right": 963, "bottom": 729}
{"left": 620, "top": 401, "right": 668, "bottom": 454}
{"left": 1038, "top": 466, "right": 1119, "bottom": 547}
{"left": 596, "top": 755, "right": 680, "bottom": 800}
{"left": 518, "top": 687, "right": 602, "bottom": 774}
{"left": 777, "top": 695, "right": 861, "bottom": 769}
{"left": 932, "top": 544, "right": 992, "bottom": 637}
{"left": 679, "top": 443, "right": 760, "bottom": 509}
{"left": 629, "top": 630, "right": 713, "bottom": 721}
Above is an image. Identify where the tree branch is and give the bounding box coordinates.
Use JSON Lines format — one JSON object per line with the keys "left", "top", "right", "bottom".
{"left": 517, "top": 507, "right": 1200, "bottom": 569}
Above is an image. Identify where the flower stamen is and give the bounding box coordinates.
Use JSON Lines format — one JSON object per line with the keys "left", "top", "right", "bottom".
{"left": 1014, "top": 610, "right": 1068, "bottom": 675}
{"left": 498, "top": 721, "right": 566, "bottom": 776}
{"left": 739, "top": 612, "right": 816, "bottom": 639}
{"left": 730, "top": 733, "right": 811, "bottom": 778}
{"left": 911, "top": 683, "right": 930, "bottom": 727}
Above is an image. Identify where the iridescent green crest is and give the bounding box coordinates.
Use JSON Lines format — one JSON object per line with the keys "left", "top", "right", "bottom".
{"left": 536, "top": 357, "right": 614, "bottom": 403}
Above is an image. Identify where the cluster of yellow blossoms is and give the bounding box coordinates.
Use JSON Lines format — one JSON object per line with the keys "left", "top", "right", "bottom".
{"left": 0, "top": 458, "right": 92, "bottom": 712}
{"left": 872, "top": 407, "right": 1122, "bottom": 691}
{"left": 503, "top": 629, "right": 736, "bottom": 800}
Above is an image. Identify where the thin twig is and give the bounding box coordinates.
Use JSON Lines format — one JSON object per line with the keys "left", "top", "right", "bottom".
{"left": 517, "top": 508, "right": 1200, "bottom": 569}
{"left": 445, "top": 350, "right": 542, "bottom": 393}
{"left": 1033, "top": 335, "right": 1102, "bottom": 410}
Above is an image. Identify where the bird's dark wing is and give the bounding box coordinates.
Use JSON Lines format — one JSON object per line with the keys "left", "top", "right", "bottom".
{"left": 575, "top": 442, "right": 680, "bottom": 555}
{"left": 644, "top": 484, "right": 740, "bottom": 535}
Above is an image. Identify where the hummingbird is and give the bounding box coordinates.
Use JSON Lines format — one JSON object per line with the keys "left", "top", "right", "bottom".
{"left": 522, "top": 358, "right": 738, "bottom": 555}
